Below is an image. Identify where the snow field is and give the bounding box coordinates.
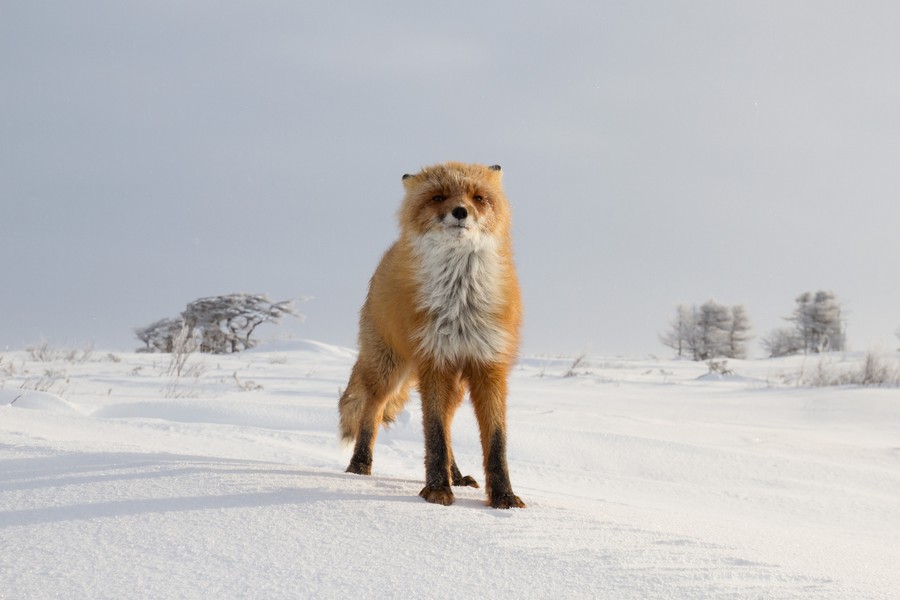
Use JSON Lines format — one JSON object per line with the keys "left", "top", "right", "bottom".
{"left": 1, "top": 343, "right": 899, "bottom": 599}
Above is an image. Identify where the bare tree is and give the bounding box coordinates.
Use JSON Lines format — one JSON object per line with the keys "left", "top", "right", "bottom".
{"left": 659, "top": 304, "right": 694, "bottom": 358}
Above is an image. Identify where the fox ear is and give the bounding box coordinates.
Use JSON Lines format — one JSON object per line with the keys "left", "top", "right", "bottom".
{"left": 488, "top": 164, "right": 501, "bottom": 172}
{"left": 401, "top": 173, "right": 412, "bottom": 180}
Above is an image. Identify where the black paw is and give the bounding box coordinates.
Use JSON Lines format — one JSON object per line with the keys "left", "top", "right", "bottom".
{"left": 345, "top": 461, "right": 371, "bottom": 475}
{"left": 419, "top": 485, "right": 455, "bottom": 506}
{"left": 489, "top": 492, "right": 526, "bottom": 509}
{"left": 452, "top": 474, "right": 480, "bottom": 488}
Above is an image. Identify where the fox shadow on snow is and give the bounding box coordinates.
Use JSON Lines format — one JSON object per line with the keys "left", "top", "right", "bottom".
{"left": 0, "top": 449, "right": 476, "bottom": 528}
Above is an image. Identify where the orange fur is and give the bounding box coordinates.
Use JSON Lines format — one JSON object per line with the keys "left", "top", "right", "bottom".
{"left": 339, "top": 161, "right": 525, "bottom": 508}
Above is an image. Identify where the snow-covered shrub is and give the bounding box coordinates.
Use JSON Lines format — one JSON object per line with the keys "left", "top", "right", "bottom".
{"left": 25, "top": 341, "right": 94, "bottom": 364}
{"left": 858, "top": 352, "right": 900, "bottom": 386}
{"left": 563, "top": 354, "right": 589, "bottom": 378}
{"left": 761, "top": 328, "right": 803, "bottom": 358}
{"left": 706, "top": 359, "right": 733, "bottom": 376}
{"left": 164, "top": 323, "right": 200, "bottom": 377}
{"left": 795, "top": 352, "right": 900, "bottom": 387}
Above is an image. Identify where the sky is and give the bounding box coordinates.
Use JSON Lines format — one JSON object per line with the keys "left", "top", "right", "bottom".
{"left": 3, "top": 1, "right": 900, "bottom": 357}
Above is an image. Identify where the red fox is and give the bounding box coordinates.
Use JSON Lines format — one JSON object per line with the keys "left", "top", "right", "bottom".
{"left": 339, "top": 161, "right": 525, "bottom": 508}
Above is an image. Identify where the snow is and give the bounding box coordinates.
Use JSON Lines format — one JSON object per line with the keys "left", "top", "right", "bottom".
{"left": 1, "top": 344, "right": 899, "bottom": 599}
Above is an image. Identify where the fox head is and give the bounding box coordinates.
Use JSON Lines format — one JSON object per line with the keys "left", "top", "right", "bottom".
{"left": 398, "top": 162, "right": 511, "bottom": 242}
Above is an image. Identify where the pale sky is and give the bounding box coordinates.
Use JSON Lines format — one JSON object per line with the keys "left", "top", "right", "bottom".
{"left": 4, "top": 1, "right": 900, "bottom": 357}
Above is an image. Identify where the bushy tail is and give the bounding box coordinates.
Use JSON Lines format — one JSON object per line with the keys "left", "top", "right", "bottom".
{"left": 338, "top": 362, "right": 414, "bottom": 444}
{"left": 380, "top": 383, "right": 410, "bottom": 427}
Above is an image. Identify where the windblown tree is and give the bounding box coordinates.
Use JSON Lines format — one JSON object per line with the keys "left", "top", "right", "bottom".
{"left": 136, "top": 293, "right": 301, "bottom": 354}
{"left": 135, "top": 317, "right": 187, "bottom": 353}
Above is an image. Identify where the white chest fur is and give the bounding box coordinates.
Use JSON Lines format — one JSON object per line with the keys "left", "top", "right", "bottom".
{"left": 411, "top": 231, "right": 508, "bottom": 364}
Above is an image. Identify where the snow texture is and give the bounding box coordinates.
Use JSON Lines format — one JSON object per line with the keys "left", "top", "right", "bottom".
{"left": 1, "top": 344, "right": 899, "bottom": 599}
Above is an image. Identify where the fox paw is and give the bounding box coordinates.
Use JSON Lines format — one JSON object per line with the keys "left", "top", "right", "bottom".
{"left": 452, "top": 474, "right": 480, "bottom": 488}
{"left": 419, "top": 485, "right": 455, "bottom": 506}
{"left": 345, "top": 461, "right": 371, "bottom": 476}
{"left": 489, "top": 493, "right": 526, "bottom": 509}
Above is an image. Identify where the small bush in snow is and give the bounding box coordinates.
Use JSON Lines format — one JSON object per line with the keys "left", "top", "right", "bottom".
{"left": 233, "top": 372, "right": 264, "bottom": 392}
{"left": 761, "top": 328, "right": 804, "bottom": 358}
{"left": 25, "top": 341, "right": 54, "bottom": 362}
{"left": 19, "top": 369, "right": 68, "bottom": 393}
{"left": 858, "top": 352, "right": 900, "bottom": 386}
{"left": 0, "top": 357, "right": 15, "bottom": 387}
{"left": 563, "top": 354, "right": 589, "bottom": 378}
{"left": 164, "top": 324, "right": 201, "bottom": 378}
{"left": 706, "top": 359, "right": 733, "bottom": 376}
{"left": 795, "top": 352, "right": 900, "bottom": 387}
{"left": 26, "top": 341, "right": 94, "bottom": 364}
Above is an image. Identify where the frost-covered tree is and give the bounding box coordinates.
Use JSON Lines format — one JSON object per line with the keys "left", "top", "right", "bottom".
{"left": 694, "top": 300, "right": 733, "bottom": 361}
{"left": 659, "top": 304, "right": 694, "bottom": 358}
{"left": 726, "top": 305, "right": 753, "bottom": 359}
{"left": 136, "top": 293, "right": 301, "bottom": 354}
{"left": 789, "top": 291, "right": 845, "bottom": 353}
{"left": 660, "top": 301, "right": 751, "bottom": 360}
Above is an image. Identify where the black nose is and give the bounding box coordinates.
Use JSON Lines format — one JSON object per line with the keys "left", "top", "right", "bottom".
{"left": 451, "top": 206, "right": 468, "bottom": 220}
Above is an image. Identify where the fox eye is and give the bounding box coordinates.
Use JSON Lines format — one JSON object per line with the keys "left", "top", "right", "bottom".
{"left": 432, "top": 195, "right": 446, "bottom": 203}
{"left": 472, "top": 195, "right": 484, "bottom": 203}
